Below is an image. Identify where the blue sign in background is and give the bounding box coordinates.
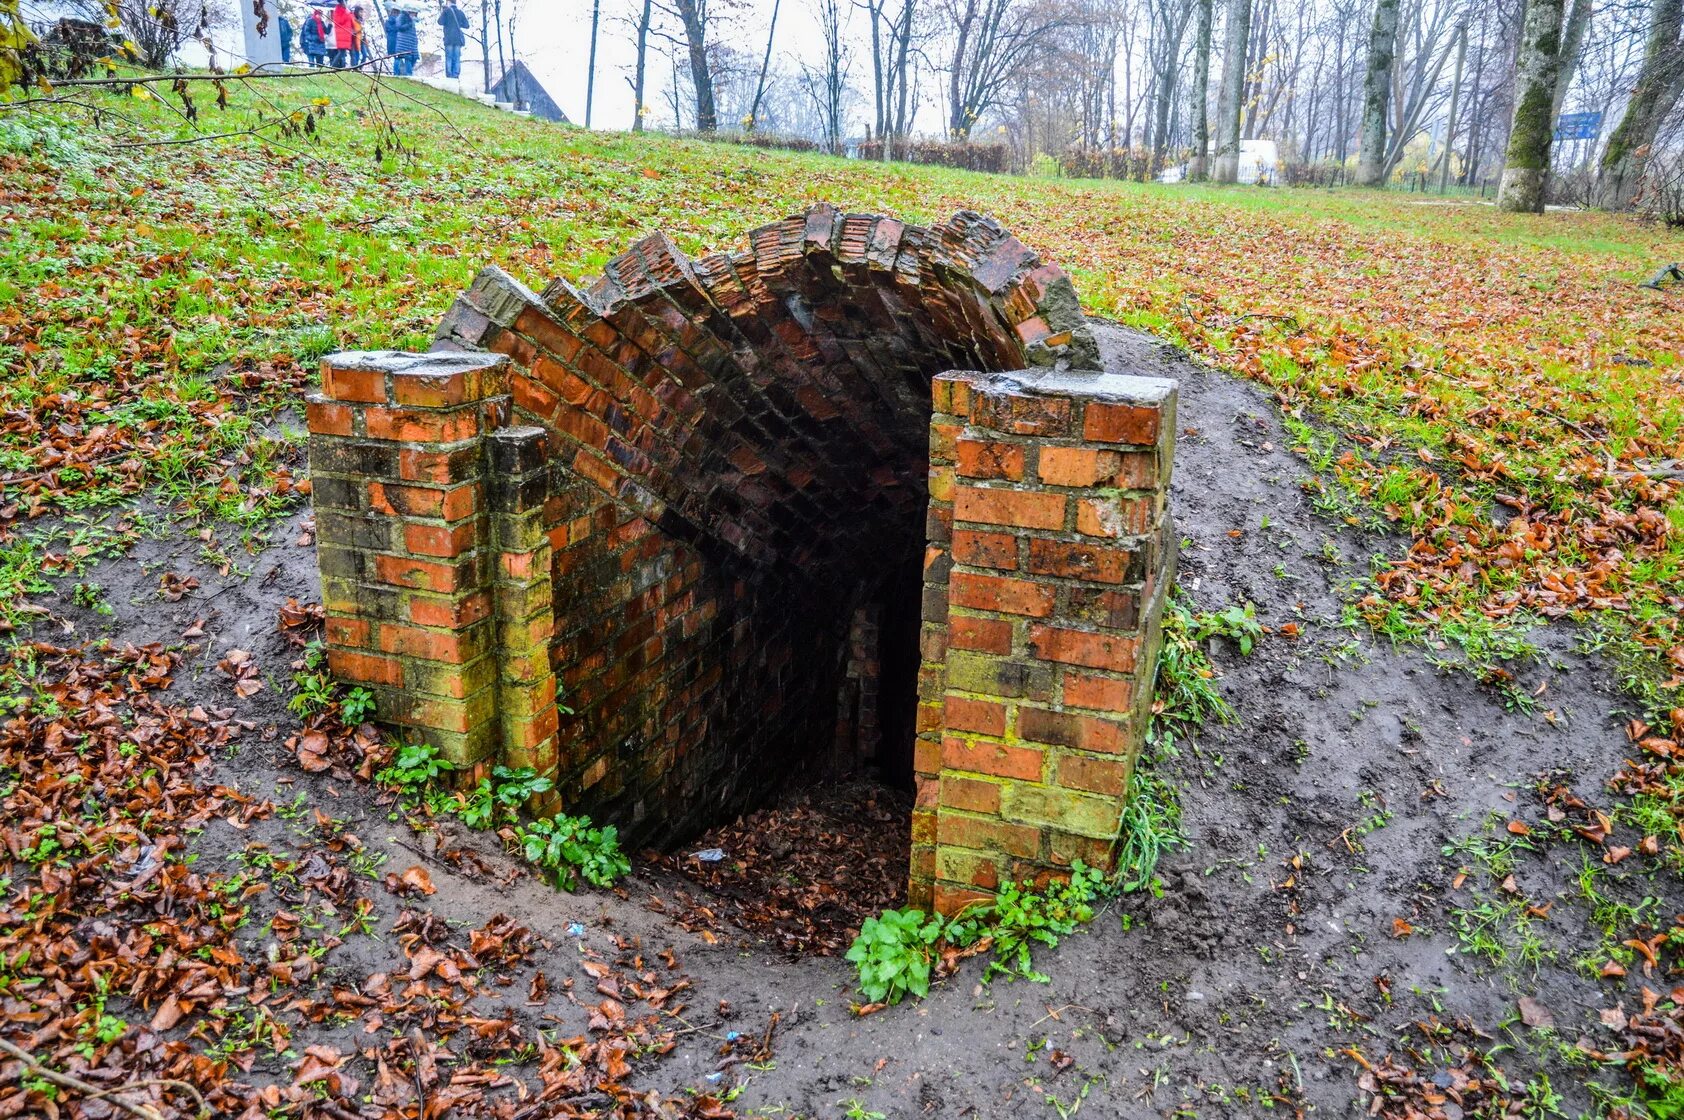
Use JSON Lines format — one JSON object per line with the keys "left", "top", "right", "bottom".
{"left": 1554, "top": 111, "right": 1603, "bottom": 141}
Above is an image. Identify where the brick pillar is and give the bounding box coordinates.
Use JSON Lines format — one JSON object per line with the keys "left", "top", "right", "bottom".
{"left": 306, "top": 351, "right": 511, "bottom": 780}
{"left": 910, "top": 368, "right": 1178, "bottom": 916}
{"left": 485, "top": 426, "right": 561, "bottom": 805}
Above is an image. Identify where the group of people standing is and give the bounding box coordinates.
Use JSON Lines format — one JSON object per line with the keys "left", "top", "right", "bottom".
{"left": 278, "top": 1, "right": 469, "bottom": 81}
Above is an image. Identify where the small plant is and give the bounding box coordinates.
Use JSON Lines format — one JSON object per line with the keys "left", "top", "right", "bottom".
{"left": 845, "top": 908, "right": 945, "bottom": 1005}
{"left": 375, "top": 741, "right": 456, "bottom": 799}
{"left": 513, "top": 814, "right": 629, "bottom": 891}
{"left": 72, "top": 582, "right": 112, "bottom": 615}
{"left": 948, "top": 862, "right": 1105, "bottom": 983}
{"left": 340, "top": 686, "right": 376, "bottom": 724}
{"left": 462, "top": 765, "right": 554, "bottom": 830}
{"left": 1189, "top": 600, "right": 1264, "bottom": 654}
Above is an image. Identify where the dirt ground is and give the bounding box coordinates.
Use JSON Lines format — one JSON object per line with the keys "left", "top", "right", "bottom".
{"left": 10, "top": 322, "right": 1668, "bottom": 1119}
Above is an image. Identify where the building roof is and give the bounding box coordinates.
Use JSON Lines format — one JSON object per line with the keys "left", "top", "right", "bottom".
{"left": 490, "top": 61, "right": 569, "bottom": 123}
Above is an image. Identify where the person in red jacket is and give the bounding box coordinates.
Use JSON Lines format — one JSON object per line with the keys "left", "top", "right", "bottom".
{"left": 329, "top": 0, "right": 356, "bottom": 67}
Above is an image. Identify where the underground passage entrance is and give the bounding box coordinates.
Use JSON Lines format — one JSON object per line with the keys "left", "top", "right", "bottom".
{"left": 305, "top": 206, "right": 1177, "bottom": 914}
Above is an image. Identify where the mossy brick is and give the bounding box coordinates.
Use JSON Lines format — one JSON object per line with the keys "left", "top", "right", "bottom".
{"left": 933, "top": 883, "right": 993, "bottom": 915}
{"left": 935, "top": 846, "right": 1002, "bottom": 890}
{"left": 310, "top": 437, "right": 399, "bottom": 480}
{"left": 944, "top": 649, "right": 1054, "bottom": 700}
{"left": 315, "top": 510, "right": 397, "bottom": 553}
{"left": 489, "top": 513, "right": 551, "bottom": 553}
{"left": 376, "top": 620, "right": 491, "bottom": 663}
{"left": 373, "top": 552, "right": 482, "bottom": 593}
{"left": 404, "top": 655, "right": 497, "bottom": 700}
{"left": 1047, "top": 830, "right": 1116, "bottom": 869}
{"left": 308, "top": 474, "right": 366, "bottom": 513}
{"left": 999, "top": 783, "right": 1122, "bottom": 840}
{"left": 398, "top": 444, "right": 485, "bottom": 485}
{"left": 935, "top": 812, "right": 1042, "bottom": 858}
{"left": 1055, "top": 752, "right": 1133, "bottom": 797}
{"left": 315, "top": 544, "right": 367, "bottom": 581}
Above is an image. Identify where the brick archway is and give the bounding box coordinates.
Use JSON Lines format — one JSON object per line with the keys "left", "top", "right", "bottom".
{"left": 306, "top": 205, "right": 1176, "bottom": 913}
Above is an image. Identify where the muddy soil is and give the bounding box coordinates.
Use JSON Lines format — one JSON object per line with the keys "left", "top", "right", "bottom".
{"left": 17, "top": 323, "right": 1668, "bottom": 1118}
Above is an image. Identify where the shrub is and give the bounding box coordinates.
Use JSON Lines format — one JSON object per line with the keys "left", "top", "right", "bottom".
{"left": 856, "top": 138, "right": 1011, "bottom": 173}
{"left": 513, "top": 814, "right": 630, "bottom": 891}
{"left": 1054, "top": 146, "right": 1159, "bottom": 182}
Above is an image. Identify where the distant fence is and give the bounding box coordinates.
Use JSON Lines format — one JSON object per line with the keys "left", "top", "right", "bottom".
{"left": 1053, "top": 147, "right": 1160, "bottom": 182}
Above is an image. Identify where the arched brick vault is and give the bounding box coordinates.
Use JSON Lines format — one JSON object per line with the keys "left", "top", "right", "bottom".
{"left": 306, "top": 205, "right": 1177, "bottom": 914}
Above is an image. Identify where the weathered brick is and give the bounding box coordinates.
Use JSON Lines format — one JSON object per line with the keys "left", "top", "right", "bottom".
{"left": 941, "top": 735, "right": 1044, "bottom": 782}
{"left": 954, "top": 486, "right": 1065, "bottom": 530}
{"left": 951, "top": 529, "right": 1019, "bottom": 571}
{"left": 956, "top": 438, "right": 1026, "bottom": 481}
{"left": 935, "top": 812, "right": 1042, "bottom": 858}
{"left": 949, "top": 615, "right": 1013, "bottom": 654}
{"left": 950, "top": 571, "right": 1055, "bottom": 617}
{"left": 1082, "top": 400, "right": 1161, "bottom": 444}
{"left": 944, "top": 696, "right": 1007, "bottom": 737}
{"left": 1027, "top": 539, "right": 1138, "bottom": 584}
{"left": 1027, "top": 625, "right": 1138, "bottom": 672}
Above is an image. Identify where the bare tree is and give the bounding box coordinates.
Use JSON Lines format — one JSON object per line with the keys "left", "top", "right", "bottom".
{"left": 1356, "top": 0, "right": 1401, "bottom": 185}
{"left": 943, "top": 0, "right": 1070, "bottom": 137}
{"left": 1213, "top": 0, "right": 1252, "bottom": 180}
{"left": 800, "top": 0, "right": 849, "bottom": 148}
{"left": 652, "top": 0, "right": 719, "bottom": 130}
{"left": 747, "top": 0, "right": 780, "bottom": 129}
{"left": 627, "top": 0, "right": 653, "bottom": 130}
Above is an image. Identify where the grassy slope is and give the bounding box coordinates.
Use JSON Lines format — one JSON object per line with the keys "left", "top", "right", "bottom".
{"left": 1, "top": 72, "right": 1681, "bottom": 708}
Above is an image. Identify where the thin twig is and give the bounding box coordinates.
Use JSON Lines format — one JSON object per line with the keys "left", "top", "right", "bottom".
{"left": 0, "top": 1037, "right": 204, "bottom": 1120}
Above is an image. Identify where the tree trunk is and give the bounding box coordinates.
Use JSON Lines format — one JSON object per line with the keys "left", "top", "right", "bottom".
{"left": 585, "top": 0, "right": 600, "bottom": 128}
{"left": 1597, "top": 0, "right": 1684, "bottom": 209}
{"left": 747, "top": 0, "right": 780, "bottom": 130}
{"left": 1355, "top": 0, "right": 1401, "bottom": 186}
{"left": 1549, "top": 0, "right": 1590, "bottom": 120}
{"left": 1188, "top": 0, "right": 1214, "bottom": 179}
{"left": 631, "top": 0, "right": 652, "bottom": 131}
{"left": 1497, "top": 0, "right": 1566, "bottom": 212}
{"left": 676, "top": 0, "right": 716, "bottom": 131}
{"left": 1213, "top": 0, "right": 1251, "bottom": 182}
{"left": 1437, "top": 22, "right": 1466, "bottom": 192}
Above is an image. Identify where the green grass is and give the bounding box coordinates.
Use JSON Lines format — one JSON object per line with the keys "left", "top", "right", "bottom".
{"left": 4, "top": 72, "right": 1682, "bottom": 714}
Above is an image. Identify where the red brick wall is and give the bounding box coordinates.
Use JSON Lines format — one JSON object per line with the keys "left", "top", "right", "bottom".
{"left": 307, "top": 206, "right": 1175, "bottom": 905}
{"left": 912, "top": 370, "right": 1176, "bottom": 913}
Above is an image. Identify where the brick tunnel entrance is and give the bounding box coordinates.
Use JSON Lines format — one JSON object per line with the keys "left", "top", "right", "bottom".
{"left": 306, "top": 206, "right": 1177, "bottom": 914}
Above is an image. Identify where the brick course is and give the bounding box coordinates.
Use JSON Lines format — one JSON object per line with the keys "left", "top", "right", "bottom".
{"left": 306, "top": 205, "right": 1175, "bottom": 914}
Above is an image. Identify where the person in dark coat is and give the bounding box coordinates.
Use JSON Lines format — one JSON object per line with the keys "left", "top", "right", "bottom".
{"left": 278, "top": 14, "right": 293, "bottom": 63}
{"left": 299, "top": 6, "right": 329, "bottom": 67}
{"left": 438, "top": 1, "right": 468, "bottom": 79}
{"left": 383, "top": 6, "right": 399, "bottom": 68}
{"left": 393, "top": 8, "right": 418, "bottom": 75}
{"left": 329, "top": 0, "right": 355, "bottom": 66}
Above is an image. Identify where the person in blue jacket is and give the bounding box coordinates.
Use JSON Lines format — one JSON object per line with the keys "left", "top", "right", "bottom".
{"left": 383, "top": 6, "right": 400, "bottom": 69}
{"left": 438, "top": 0, "right": 468, "bottom": 79}
{"left": 393, "top": 8, "right": 419, "bottom": 75}
{"left": 278, "top": 14, "right": 293, "bottom": 63}
{"left": 299, "top": 6, "right": 329, "bottom": 67}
